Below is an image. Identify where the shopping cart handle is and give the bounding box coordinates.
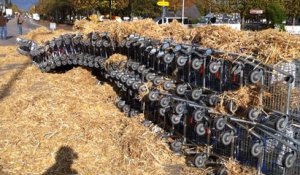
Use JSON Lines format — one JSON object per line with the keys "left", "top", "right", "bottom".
{"left": 229, "top": 116, "right": 300, "bottom": 147}
{"left": 256, "top": 127, "right": 300, "bottom": 152}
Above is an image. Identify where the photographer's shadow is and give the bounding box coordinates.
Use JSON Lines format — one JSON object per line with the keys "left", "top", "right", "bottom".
{"left": 43, "top": 146, "right": 78, "bottom": 175}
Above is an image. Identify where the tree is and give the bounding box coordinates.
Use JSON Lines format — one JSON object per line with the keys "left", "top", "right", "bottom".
{"left": 11, "top": 4, "right": 19, "bottom": 13}
{"left": 28, "top": 5, "right": 36, "bottom": 14}
{"left": 284, "top": 0, "right": 300, "bottom": 25}
{"left": 266, "top": 1, "right": 286, "bottom": 27}
{"left": 215, "top": 0, "right": 270, "bottom": 29}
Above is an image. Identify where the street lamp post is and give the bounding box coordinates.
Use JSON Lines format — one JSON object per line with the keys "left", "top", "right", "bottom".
{"left": 181, "top": 0, "right": 184, "bottom": 24}
{"left": 109, "top": 0, "right": 112, "bottom": 20}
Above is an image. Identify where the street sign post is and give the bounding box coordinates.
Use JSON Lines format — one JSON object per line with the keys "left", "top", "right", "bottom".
{"left": 250, "top": 9, "right": 264, "bottom": 31}
{"left": 157, "top": 1, "right": 169, "bottom": 24}
{"left": 157, "top": 1, "right": 169, "bottom": 7}
{"left": 250, "top": 9, "right": 264, "bottom": 15}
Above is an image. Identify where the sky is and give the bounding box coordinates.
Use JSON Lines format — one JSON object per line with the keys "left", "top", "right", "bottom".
{"left": 12, "top": 0, "right": 37, "bottom": 10}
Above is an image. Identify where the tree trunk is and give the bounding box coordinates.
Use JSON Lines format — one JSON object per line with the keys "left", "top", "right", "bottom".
{"left": 241, "top": 14, "right": 245, "bottom": 29}
{"left": 292, "top": 16, "right": 296, "bottom": 26}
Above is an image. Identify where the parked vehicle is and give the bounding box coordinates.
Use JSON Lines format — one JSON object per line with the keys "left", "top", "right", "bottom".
{"left": 156, "top": 17, "right": 191, "bottom": 26}
{"left": 32, "top": 13, "right": 40, "bottom": 21}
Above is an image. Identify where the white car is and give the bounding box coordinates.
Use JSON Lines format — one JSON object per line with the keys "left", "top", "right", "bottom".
{"left": 32, "top": 13, "right": 40, "bottom": 21}
{"left": 156, "top": 17, "right": 191, "bottom": 26}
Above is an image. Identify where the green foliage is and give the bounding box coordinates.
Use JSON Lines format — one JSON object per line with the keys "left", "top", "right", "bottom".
{"left": 11, "top": 4, "right": 19, "bottom": 13}
{"left": 266, "top": 1, "right": 286, "bottom": 26}
{"left": 191, "top": 18, "right": 199, "bottom": 24}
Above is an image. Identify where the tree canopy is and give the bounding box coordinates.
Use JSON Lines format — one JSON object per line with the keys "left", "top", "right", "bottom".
{"left": 30, "top": 0, "right": 300, "bottom": 26}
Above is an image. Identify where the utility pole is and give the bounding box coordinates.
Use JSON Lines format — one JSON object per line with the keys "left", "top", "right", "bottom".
{"left": 182, "top": 0, "right": 184, "bottom": 24}
{"left": 109, "top": 0, "right": 112, "bottom": 20}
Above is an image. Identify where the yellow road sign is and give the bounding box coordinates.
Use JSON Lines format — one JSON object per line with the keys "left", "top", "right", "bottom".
{"left": 157, "top": 1, "right": 169, "bottom": 6}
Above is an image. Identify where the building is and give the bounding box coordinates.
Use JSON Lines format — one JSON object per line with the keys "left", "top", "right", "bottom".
{"left": 0, "top": 0, "right": 6, "bottom": 13}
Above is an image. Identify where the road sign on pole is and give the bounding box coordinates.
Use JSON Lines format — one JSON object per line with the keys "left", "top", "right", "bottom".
{"left": 250, "top": 9, "right": 264, "bottom": 15}
{"left": 157, "top": 1, "right": 169, "bottom": 7}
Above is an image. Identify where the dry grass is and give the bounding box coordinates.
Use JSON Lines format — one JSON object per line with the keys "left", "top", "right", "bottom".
{"left": 0, "top": 46, "right": 205, "bottom": 175}
{"left": 104, "top": 54, "right": 128, "bottom": 70}
{"left": 291, "top": 88, "right": 300, "bottom": 110}
{"left": 224, "top": 158, "right": 258, "bottom": 175}
{"left": 22, "top": 27, "right": 73, "bottom": 45}
{"left": 73, "top": 19, "right": 300, "bottom": 64}
{"left": 215, "top": 86, "right": 262, "bottom": 114}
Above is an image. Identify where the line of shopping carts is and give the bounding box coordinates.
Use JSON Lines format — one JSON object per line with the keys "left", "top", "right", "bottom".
{"left": 16, "top": 32, "right": 300, "bottom": 175}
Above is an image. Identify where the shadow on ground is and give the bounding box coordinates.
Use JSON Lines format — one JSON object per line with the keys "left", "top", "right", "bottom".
{"left": 0, "top": 62, "right": 30, "bottom": 100}
{"left": 43, "top": 146, "right": 78, "bottom": 175}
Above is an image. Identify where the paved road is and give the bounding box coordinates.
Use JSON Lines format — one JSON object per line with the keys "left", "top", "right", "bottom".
{"left": 0, "top": 18, "right": 42, "bottom": 46}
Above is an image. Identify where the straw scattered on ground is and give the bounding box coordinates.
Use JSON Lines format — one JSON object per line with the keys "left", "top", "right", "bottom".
{"left": 22, "top": 27, "right": 73, "bottom": 45}
{"left": 20, "top": 19, "right": 300, "bottom": 65}
{"left": 0, "top": 46, "right": 206, "bottom": 175}
{"left": 104, "top": 54, "right": 128, "bottom": 70}
{"left": 224, "top": 158, "right": 257, "bottom": 175}
{"left": 216, "top": 86, "right": 262, "bottom": 114}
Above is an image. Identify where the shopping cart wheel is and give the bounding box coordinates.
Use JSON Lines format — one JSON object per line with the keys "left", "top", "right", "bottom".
{"left": 214, "top": 118, "right": 226, "bottom": 131}
{"left": 159, "top": 108, "right": 166, "bottom": 116}
{"left": 153, "top": 77, "right": 163, "bottom": 86}
{"left": 248, "top": 108, "right": 261, "bottom": 121}
{"left": 284, "top": 75, "right": 294, "bottom": 84}
{"left": 163, "top": 81, "right": 174, "bottom": 90}
{"left": 171, "top": 140, "right": 183, "bottom": 152}
{"left": 275, "top": 116, "right": 288, "bottom": 131}
{"left": 126, "top": 79, "right": 134, "bottom": 87}
{"left": 192, "top": 58, "right": 202, "bottom": 70}
{"left": 103, "top": 40, "right": 110, "bottom": 47}
{"left": 116, "top": 73, "right": 123, "bottom": 80}
{"left": 193, "top": 108, "right": 205, "bottom": 122}
{"left": 146, "top": 73, "right": 156, "bottom": 81}
{"left": 131, "top": 63, "right": 139, "bottom": 71}
{"left": 137, "top": 65, "right": 145, "bottom": 74}
{"left": 138, "top": 85, "right": 148, "bottom": 95}
{"left": 42, "top": 61, "right": 48, "bottom": 68}
{"left": 217, "top": 167, "right": 228, "bottom": 175}
{"left": 195, "top": 123, "right": 206, "bottom": 136}
{"left": 148, "top": 91, "right": 159, "bottom": 101}
{"left": 226, "top": 100, "right": 238, "bottom": 114}
{"left": 249, "top": 69, "right": 263, "bottom": 84}
{"left": 171, "top": 114, "right": 182, "bottom": 125}
{"left": 160, "top": 97, "right": 170, "bottom": 108}
{"left": 221, "top": 131, "right": 233, "bottom": 146}
{"left": 130, "top": 81, "right": 139, "bottom": 90}
{"left": 191, "top": 89, "right": 202, "bottom": 101}
{"left": 251, "top": 142, "right": 263, "bottom": 157}
{"left": 121, "top": 75, "right": 129, "bottom": 83}
{"left": 122, "top": 105, "right": 130, "bottom": 113}
{"left": 129, "top": 110, "right": 139, "bottom": 117}
{"left": 176, "top": 84, "right": 187, "bottom": 95}
{"left": 174, "top": 103, "right": 185, "bottom": 115}
{"left": 282, "top": 151, "right": 297, "bottom": 168}
{"left": 176, "top": 56, "right": 188, "bottom": 66}
{"left": 209, "top": 95, "right": 219, "bottom": 106}
{"left": 194, "top": 153, "right": 208, "bottom": 168}
{"left": 117, "top": 100, "right": 126, "bottom": 109}
{"left": 163, "top": 53, "right": 174, "bottom": 64}
{"left": 45, "top": 66, "right": 51, "bottom": 72}
{"left": 209, "top": 61, "right": 221, "bottom": 74}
